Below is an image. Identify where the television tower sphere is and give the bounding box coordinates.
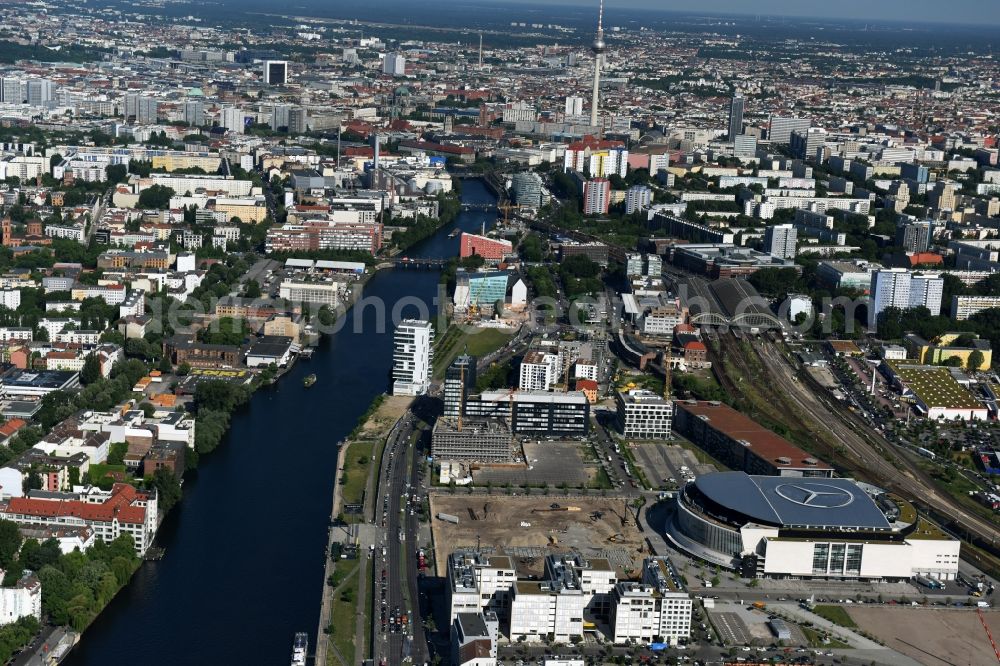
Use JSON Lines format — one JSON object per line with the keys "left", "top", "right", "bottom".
{"left": 592, "top": 0, "right": 606, "bottom": 53}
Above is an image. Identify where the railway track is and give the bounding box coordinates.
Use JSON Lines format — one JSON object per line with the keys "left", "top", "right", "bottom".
{"left": 706, "top": 331, "right": 1000, "bottom": 557}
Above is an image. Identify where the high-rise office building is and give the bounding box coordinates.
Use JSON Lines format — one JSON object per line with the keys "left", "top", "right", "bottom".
{"left": 868, "top": 268, "right": 943, "bottom": 330}
{"left": 727, "top": 93, "right": 744, "bottom": 141}
{"left": 183, "top": 100, "right": 204, "bottom": 127}
{"left": 565, "top": 96, "right": 584, "bottom": 116}
{"left": 392, "top": 319, "right": 433, "bottom": 396}
{"left": 25, "top": 79, "right": 53, "bottom": 107}
{"left": 895, "top": 221, "right": 934, "bottom": 253}
{"left": 443, "top": 355, "right": 477, "bottom": 419}
{"left": 382, "top": 53, "right": 406, "bottom": 76}
{"left": 263, "top": 60, "right": 288, "bottom": 85}
{"left": 733, "top": 134, "right": 758, "bottom": 158}
{"left": 583, "top": 178, "right": 610, "bottom": 215}
{"left": 0, "top": 78, "right": 22, "bottom": 104}
{"left": 764, "top": 223, "right": 798, "bottom": 259}
{"left": 768, "top": 115, "right": 810, "bottom": 145}
{"left": 790, "top": 127, "right": 827, "bottom": 161}
{"left": 511, "top": 172, "right": 547, "bottom": 208}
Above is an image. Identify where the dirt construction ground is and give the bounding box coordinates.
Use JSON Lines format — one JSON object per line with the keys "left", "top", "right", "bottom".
{"left": 429, "top": 494, "right": 646, "bottom": 578}
{"left": 849, "top": 607, "right": 1000, "bottom": 666}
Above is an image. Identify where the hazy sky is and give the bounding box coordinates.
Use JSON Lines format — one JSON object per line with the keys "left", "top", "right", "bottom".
{"left": 509, "top": 0, "right": 1000, "bottom": 25}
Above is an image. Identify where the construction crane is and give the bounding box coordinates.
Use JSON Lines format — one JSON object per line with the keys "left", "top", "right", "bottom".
{"left": 663, "top": 346, "right": 672, "bottom": 401}
{"left": 457, "top": 362, "right": 464, "bottom": 432}
{"left": 497, "top": 203, "right": 521, "bottom": 227}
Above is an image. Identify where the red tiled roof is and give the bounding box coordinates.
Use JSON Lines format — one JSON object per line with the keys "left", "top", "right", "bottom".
{"left": 683, "top": 340, "right": 707, "bottom": 351}
{"left": 6, "top": 484, "right": 147, "bottom": 525}
{"left": 0, "top": 419, "right": 26, "bottom": 438}
{"left": 908, "top": 252, "right": 943, "bottom": 266}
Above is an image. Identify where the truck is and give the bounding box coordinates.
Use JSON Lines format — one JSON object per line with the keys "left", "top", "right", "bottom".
{"left": 436, "top": 512, "right": 460, "bottom": 524}
{"left": 417, "top": 549, "right": 426, "bottom": 570}
{"left": 752, "top": 602, "right": 767, "bottom": 610}
{"left": 915, "top": 575, "right": 944, "bottom": 590}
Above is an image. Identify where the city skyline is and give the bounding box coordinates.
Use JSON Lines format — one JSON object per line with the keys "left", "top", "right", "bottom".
{"left": 493, "top": 0, "right": 1000, "bottom": 26}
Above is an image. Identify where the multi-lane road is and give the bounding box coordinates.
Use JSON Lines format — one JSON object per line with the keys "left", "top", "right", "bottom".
{"left": 369, "top": 411, "right": 427, "bottom": 666}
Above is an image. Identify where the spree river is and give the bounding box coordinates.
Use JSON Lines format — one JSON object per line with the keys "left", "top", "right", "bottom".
{"left": 64, "top": 179, "right": 497, "bottom": 665}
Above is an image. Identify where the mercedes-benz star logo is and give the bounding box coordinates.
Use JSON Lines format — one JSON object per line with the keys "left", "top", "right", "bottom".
{"left": 774, "top": 483, "right": 855, "bottom": 509}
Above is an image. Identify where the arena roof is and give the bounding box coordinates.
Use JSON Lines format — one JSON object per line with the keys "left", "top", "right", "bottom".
{"left": 694, "top": 472, "right": 891, "bottom": 530}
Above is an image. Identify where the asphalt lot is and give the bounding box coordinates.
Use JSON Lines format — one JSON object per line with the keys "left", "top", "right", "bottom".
{"left": 473, "top": 441, "right": 594, "bottom": 487}
{"left": 630, "top": 441, "right": 715, "bottom": 489}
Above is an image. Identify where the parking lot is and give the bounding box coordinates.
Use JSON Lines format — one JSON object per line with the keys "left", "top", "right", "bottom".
{"left": 630, "top": 441, "right": 715, "bottom": 489}
{"left": 473, "top": 441, "right": 597, "bottom": 488}
{"left": 711, "top": 611, "right": 751, "bottom": 645}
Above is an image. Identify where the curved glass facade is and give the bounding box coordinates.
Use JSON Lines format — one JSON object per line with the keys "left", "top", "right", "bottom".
{"left": 675, "top": 497, "right": 743, "bottom": 558}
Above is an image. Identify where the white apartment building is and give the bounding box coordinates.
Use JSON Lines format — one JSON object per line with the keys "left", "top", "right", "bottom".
{"left": 764, "top": 224, "right": 798, "bottom": 259}
{"left": 278, "top": 279, "right": 344, "bottom": 307}
{"left": 0, "top": 484, "right": 158, "bottom": 555}
{"left": 574, "top": 362, "right": 599, "bottom": 382}
{"left": 38, "top": 318, "right": 81, "bottom": 340}
{"left": 53, "top": 330, "right": 100, "bottom": 345}
{"left": 610, "top": 581, "right": 692, "bottom": 645}
{"left": 868, "top": 268, "right": 943, "bottom": 330}
{"left": 0, "top": 289, "right": 20, "bottom": 311}
{"left": 0, "top": 573, "right": 41, "bottom": 625}
{"left": 952, "top": 295, "right": 1000, "bottom": 321}
{"left": 615, "top": 389, "right": 674, "bottom": 440}
{"left": 509, "top": 580, "right": 586, "bottom": 643}
{"left": 641, "top": 305, "right": 683, "bottom": 337}
{"left": 119, "top": 290, "right": 145, "bottom": 318}
{"left": 392, "top": 319, "right": 433, "bottom": 396}
{"left": 448, "top": 551, "right": 517, "bottom": 623}
{"left": 0, "top": 328, "right": 31, "bottom": 342}
{"left": 519, "top": 350, "right": 559, "bottom": 391}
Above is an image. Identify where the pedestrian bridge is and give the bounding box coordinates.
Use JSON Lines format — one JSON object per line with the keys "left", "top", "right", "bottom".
{"left": 390, "top": 257, "right": 449, "bottom": 269}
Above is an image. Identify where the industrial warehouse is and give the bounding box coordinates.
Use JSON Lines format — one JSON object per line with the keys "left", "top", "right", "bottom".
{"left": 672, "top": 400, "right": 834, "bottom": 477}
{"left": 666, "top": 471, "right": 960, "bottom": 581}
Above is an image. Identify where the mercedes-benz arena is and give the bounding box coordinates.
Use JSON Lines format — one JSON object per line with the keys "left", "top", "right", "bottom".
{"left": 666, "top": 471, "right": 959, "bottom": 581}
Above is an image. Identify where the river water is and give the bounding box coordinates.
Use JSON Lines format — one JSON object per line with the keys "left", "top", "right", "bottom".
{"left": 64, "top": 179, "right": 497, "bottom": 665}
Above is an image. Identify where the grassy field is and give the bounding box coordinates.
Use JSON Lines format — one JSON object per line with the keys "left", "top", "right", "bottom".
{"left": 328, "top": 561, "right": 361, "bottom": 665}
{"left": 812, "top": 604, "right": 858, "bottom": 629}
{"left": 339, "top": 440, "right": 375, "bottom": 521}
{"left": 433, "top": 324, "right": 513, "bottom": 377}
{"left": 800, "top": 625, "right": 851, "bottom": 649}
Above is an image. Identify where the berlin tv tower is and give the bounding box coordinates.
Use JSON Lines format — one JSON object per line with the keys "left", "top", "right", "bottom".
{"left": 589, "top": 0, "right": 606, "bottom": 129}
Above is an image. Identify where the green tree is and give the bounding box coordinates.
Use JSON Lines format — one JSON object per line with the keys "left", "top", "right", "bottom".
{"left": 0, "top": 520, "right": 22, "bottom": 570}
{"left": 968, "top": 349, "right": 986, "bottom": 371}
{"left": 137, "top": 185, "right": 175, "bottom": 210}
{"left": 243, "top": 279, "right": 262, "bottom": 298}
{"left": 80, "top": 354, "right": 102, "bottom": 385}
{"left": 147, "top": 468, "right": 182, "bottom": 512}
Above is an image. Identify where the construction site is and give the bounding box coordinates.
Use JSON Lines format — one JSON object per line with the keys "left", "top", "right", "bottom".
{"left": 428, "top": 493, "right": 647, "bottom": 578}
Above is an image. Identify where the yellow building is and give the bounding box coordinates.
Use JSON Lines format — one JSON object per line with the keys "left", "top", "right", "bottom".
{"left": 151, "top": 154, "right": 223, "bottom": 173}
{"left": 262, "top": 315, "right": 300, "bottom": 344}
{"left": 904, "top": 332, "right": 993, "bottom": 371}
{"left": 214, "top": 197, "right": 268, "bottom": 223}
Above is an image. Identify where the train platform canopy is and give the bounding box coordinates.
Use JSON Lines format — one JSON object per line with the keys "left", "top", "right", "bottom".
{"left": 683, "top": 277, "right": 782, "bottom": 330}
